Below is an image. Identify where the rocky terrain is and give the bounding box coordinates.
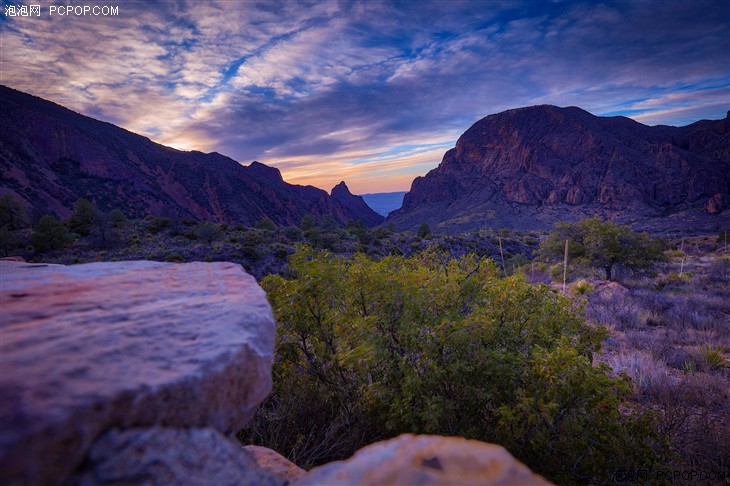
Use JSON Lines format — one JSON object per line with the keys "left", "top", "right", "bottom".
{"left": 0, "top": 259, "right": 550, "bottom": 485}
{"left": 387, "top": 106, "right": 730, "bottom": 233}
{"left": 0, "top": 86, "right": 382, "bottom": 227}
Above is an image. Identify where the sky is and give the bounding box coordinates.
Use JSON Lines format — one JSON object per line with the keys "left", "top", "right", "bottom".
{"left": 1, "top": 0, "right": 729, "bottom": 194}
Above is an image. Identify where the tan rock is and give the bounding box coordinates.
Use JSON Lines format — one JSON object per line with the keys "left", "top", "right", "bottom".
{"left": 295, "top": 434, "right": 552, "bottom": 486}
{"left": 0, "top": 261, "right": 275, "bottom": 485}
{"left": 243, "top": 445, "right": 306, "bottom": 483}
{"left": 705, "top": 193, "right": 726, "bottom": 214}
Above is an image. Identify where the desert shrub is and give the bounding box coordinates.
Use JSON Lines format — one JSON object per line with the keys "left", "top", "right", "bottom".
{"left": 256, "top": 217, "right": 277, "bottom": 231}
{"left": 67, "top": 198, "right": 97, "bottom": 236}
{"left": 572, "top": 279, "right": 593, "bottom": 295}
{"left": 0, "top": 194, "right": 29, "bottom": 231}
{"left": 195, "top": 221, "right": 223, "bottom": 244}
{"left": 691, "top": 345, "right": 727, "bottom": 372}
{"left": 281, "top": 226, "right": 304, "bottom": 242}
{"left": 32, "top": 215, "right": 71, "bottom": 252}
{"left": 241, "top": 246, "right": 668, "bottom": 483}
{"left": 143, "top": 215, "right": 171, "bottom": 233}
{"left": 164, "top": 252, "right": 185, "bottom": 263}
{"left": 417, "top": 222, "right": 431, "bottom": 238}
{"left": 108, "top": 209, "right": 127, "bottom": 227}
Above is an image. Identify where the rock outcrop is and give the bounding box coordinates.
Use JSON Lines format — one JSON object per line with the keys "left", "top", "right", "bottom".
{"left": 0, "top": 85, "right": 380, "bottom": 227}
{"left": 295, "top": 434, "right": 551, "bottom": 485}
{"left": 0, "top": 260, "right": 276, "bottom": 484}
{"left": 387, "top": 105, "right": 730, "bottom": 233}
{"left": 330, "top": 181, "right": 385, "bottom": 227}
{"left": 73, "top": 428, "right": 282, "bottom": 486}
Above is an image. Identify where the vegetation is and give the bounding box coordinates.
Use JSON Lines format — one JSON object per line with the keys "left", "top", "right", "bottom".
{"left": 540, "top": 217, "right": 665, "bottom": 280}
{"left": 68, "top": 198, "right": 97, "bottom": 236}
{"left": 240, "top": 246, "right": 668, "bottom": 483}
{"left": 7, "top": 204, "right": 726, "bottom": 482}
{"left": 31, "top": 215, "right": 71, "bottom": 252}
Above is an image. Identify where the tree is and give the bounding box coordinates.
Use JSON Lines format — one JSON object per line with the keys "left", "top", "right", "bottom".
{"left": 300, "top": 213, "right": 316, "bottom": 232}
{"left": 417, "top": 222, "right": 431, "bottom": 238}
{"left": 68, "top": 198, "right": 97, "bottom": 236}
{"left": 0, "top": 195, "right": 29, "bottom": 231}
{"left": 32, "top": 215, "right": 70, "bottom": 252}
{"left": 109, "top": 209, "right": 127, "bottom": 227}
{"left": 540, "top": 217, "right": 665, "bottom": 280}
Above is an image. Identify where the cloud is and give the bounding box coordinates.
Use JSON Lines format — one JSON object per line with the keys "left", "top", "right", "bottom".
{"left": 1, "top": 0, "right": 727, "bottom": 193}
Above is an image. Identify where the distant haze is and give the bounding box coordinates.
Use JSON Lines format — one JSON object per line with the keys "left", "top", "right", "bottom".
{"left": 362, "top": 192, "right": 407, "bottom": 217}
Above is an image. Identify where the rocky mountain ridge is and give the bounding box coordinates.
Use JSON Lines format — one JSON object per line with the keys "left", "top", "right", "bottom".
{"left": 0, "top": 86, "right": 383, "bottom": 227}
{"left": 387, "top": 105, "right": 730, "bottom": 233}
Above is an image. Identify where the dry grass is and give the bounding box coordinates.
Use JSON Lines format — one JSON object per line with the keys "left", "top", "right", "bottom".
{"left": 564, "top": 242, "right": 730, "bottom": 473}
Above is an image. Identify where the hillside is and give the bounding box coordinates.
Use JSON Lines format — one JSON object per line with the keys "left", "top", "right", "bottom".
{"left": 0, "top": 86, "right": 383, "bottom": 227}
{"left": 387, "top": 105, "right": 730, "bottom": 233}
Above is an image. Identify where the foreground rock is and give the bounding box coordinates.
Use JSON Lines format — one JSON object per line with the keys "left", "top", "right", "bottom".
{"left": 295, "top": 434, "right": 552, "bottom": 485}
{"left": 243, "top": 445, "right": 306, "bottom": 484}
{"left": 73, "top": 428, "right": 282, "bottom": 486}
{"left": 0, "top": 261, "right": 275, "bottom": 485}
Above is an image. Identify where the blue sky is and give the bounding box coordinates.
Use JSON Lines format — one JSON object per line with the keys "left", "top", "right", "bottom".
{"left": 2, "top": 0, "right": 728, "bottom": 192}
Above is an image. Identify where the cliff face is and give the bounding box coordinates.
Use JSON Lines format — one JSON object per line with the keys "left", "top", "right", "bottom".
{"left": 387, "top": 105, "right": 730, "bottom": 233}
{"left": 0, "top": 86, "right": 380, "bottom": 227}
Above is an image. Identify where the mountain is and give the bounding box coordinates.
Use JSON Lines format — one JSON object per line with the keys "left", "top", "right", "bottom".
{"left": 387, "top": 105, "right": 730, "bottom": 233}
{"left": 330, "top": 182, "right": 384, "bottom": 226}
{"left": 0, "top": 86, "right": 383, "bottom": 227}
{"left": 361, "top": 192, "right": 407, "bottom": 217}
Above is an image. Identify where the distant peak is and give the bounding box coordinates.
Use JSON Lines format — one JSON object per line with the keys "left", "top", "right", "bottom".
{"left": 331, "top": 181, "right": 352, "bottom": 196}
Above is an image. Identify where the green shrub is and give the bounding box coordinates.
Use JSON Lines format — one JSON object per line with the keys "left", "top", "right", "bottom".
{"left": 692, "top": 345, "right": 727, "bottom": 372}
{"left": 241, "top": 246, "right": 668, "bottom": 483}
{"left": 32, "top": 215, "right": 71, "bottom": 252}
{"left": 68, "top": 198, "right": 99, "bottom": 236}
{"left": 572, "top": 279, "right": 593, "bottom": 295}
{"left": 195, "top": 221, "right": 223, "bottom": 244}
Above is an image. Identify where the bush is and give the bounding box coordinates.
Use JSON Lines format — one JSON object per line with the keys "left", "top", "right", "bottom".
{"left": 691, "top": 345, "right": 727, "bottom": 372}
{"left": 195, "top": 221, "right": 223, "bottom": 244}
{"left": 241, "top": 246, "right": 668, "bottom": 483}
{"left": 32, "top": 215, "right": 71, "bottom": 252}
{"left": 68, "top": 198, "right": 97, "bottom": 236}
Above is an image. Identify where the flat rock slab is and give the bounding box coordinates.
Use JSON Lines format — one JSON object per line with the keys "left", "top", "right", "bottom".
{"left": 295, "top": 434, "right": 552, "bottom": 486}
{"left": 0, "top": 261, "right": 275, "bottom": 485}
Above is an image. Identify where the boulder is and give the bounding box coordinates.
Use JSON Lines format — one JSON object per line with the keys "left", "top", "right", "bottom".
{"left": 0, "top": 261, "right": 275, "bottom": 485}
{"left": 73, "top": 428, "right": 282, "bottom": 486}
{"left": 295, "top": 434, "right": 552, "bottom": 485}
{"left": 242, "top": 445, "right": 306, "bottom": 483}
{"left": 705, "top": 193, "right": 727, "bottom": 214}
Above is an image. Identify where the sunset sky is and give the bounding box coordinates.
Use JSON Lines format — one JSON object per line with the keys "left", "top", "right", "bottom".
{"left": 1, "top": 0, "right": 728, "bottom": 194}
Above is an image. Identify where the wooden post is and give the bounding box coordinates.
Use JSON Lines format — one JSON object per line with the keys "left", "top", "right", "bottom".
{"left": 563, "top": 239, "right": 568, "bottom": 292}
{"left": 498, "top": 237, "right": 507, "bottom": 277}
